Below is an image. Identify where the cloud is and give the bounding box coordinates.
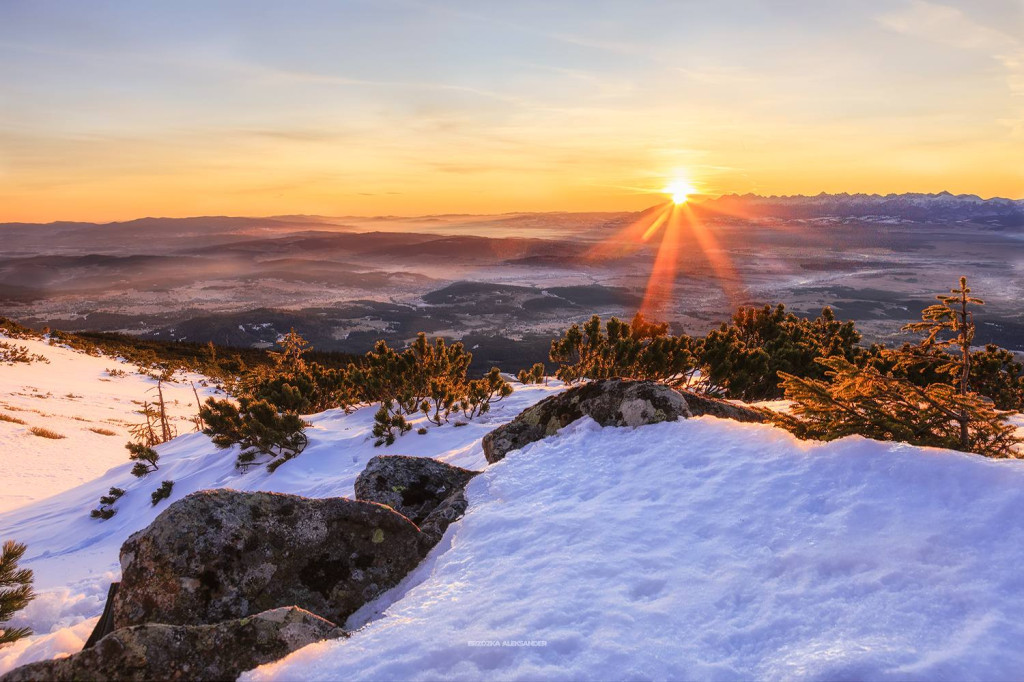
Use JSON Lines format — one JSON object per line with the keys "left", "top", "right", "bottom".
{"left": 878, "top": 1, "right": 1024, "bottom": 135}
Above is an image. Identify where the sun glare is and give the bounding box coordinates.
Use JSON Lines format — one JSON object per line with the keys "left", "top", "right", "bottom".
{"left": 664, "top": 178, "right": 698, "bottom": 204}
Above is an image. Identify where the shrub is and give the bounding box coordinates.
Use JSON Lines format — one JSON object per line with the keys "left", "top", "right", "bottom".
{"left": 461, "top": 367, "right": 514, "bottom": 418}
{"left": 0, "top": 341, "right": 49, "bottom": 365}
{"left": 0, "top": 318, "right": 38, "bottom": 340}
{"left": 549, "top": 313, "right": 697, "bottom": 387}
{"left": 517, "top": 362, "right": 546, "bottom": 385}
{"left": 28, "top": 426, "right": 65, "bottom": 440}
{"left": 858, "top": 341, "right": 1024, "bottom": 414}
{"left": 201, "top": 331, "right": 353, "bottom": 471}
{"left": 90, "top": 487, "right": 125, "bottom": 519}
{"left": 201, "top": 397, "right": 308, "bottom": 472}
{"left": 0, "top": 540, "right": 35, "bottom": 646}
{"left": 151, "top": 480, "right": 174, "bottom": 506}
{"left": 698, "top": 305, "right": 860, "bottom": 400}
{"left": 372, "top": 406, "right": 411, "bottom": 446}
{"left": 0, "top": 414, "right": 26, "bottom": 426}
{"left": 88, "top": 427, "right": 117, "bottom": 436}
{"left": 126, "top": 442, "right": 160, "bottom": 477}
{"left": 778, "top": 278, "right": 1022, "bottom": 458}
{"left": 353, "top": 333, "right": 513, "bottom": 446}
{"left": 237, "top": 330, "right": 354, "bottom": 414}
{"left": 778, "top": 356, "right": 1021, "bottom": 458}
{"left": 969, "top": 345, "right": 1024, "bottom": 411}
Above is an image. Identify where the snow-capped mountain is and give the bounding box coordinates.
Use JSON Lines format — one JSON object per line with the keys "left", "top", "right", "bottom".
{"left": 701, "top": 191, "right": 1024, "bottom": 224}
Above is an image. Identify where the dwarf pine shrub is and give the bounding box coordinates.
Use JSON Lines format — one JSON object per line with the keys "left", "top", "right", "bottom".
{"left": 778, "top": 278, "right": 1022, "bottom": 458}
{"left": 90, "top": 487, "right": 125, "bottom": 520}
{"left": 151, "top": 480, "right": 174, "bottom": 506}
{"left": 0, "top": 540, "right": 35, "bottom": 646}
{"left": 126, "top": 442, "right": 160, "bottom": 477}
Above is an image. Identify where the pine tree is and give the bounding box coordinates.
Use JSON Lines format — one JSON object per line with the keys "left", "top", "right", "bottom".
{"left": 200, "top": 397, "right": 308, "bottom": 471}
{"left": 90, "top": 487, "right": 125, "bottom": 520}
{"left": 549, "top": 313, "right": 696, "bottom": 387}
{"left": 698, "top": 305, "right": 860, "bottom": 400}
{"left": 778, "top": 356, "right": 1021, "bottom": 458}
{"left": 778, "top": 278, "right": 1022, "bottom": 458}
{"left": 372, "top": 406, "right": 411, "bottom": 446}
{"left": 517, "top": 362, "right": 546, "bottom": 385}
{"left": 354, "top": 333, "right": 511, "bottom": 445}
{"left": 0, "top": 540, "right": 34, "bottom": 646}
{"left": 969, "top": 345, "right": 1024, "bottom": 411}
{"left": 126, "top": 442, "right": 159, "bottom": 477}
{"left": 902, "top": 276, "right": 982, "bottom": 449}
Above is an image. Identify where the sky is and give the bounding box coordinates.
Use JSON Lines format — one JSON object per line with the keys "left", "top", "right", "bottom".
{"left": 1, "top": 0, "right": 1022, "bottom": 222}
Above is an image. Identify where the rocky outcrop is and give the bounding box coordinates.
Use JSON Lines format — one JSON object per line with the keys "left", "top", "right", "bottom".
{"left": 483, "top": 379, "right": 691, "bottom": 463}
{"left": 0, "top": 606, "right": 342, "bottom": 682}
{"left": 482, "top": 379, "right": 767, "bottom": 463}
{"left": 678, "top": 390, "right": 767, "bottom": 424}
{"left": 112, "top": 489, "right": 426, "bottom": 629}
{"left": 355, "top": 455, "right": 478, "bottom": 543}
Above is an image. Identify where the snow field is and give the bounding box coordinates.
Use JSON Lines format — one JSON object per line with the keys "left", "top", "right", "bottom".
{"left": 3, "top": 332, "right": 1024, "bottom": 681}
{"left": 0, "top": 376, "right": 565, "bottom": 674}
{"left": 0, "top": 333, "right": 220, "bottom": 512}
{"left": 248, "top": 417, "right": 1024, "bottom": 681}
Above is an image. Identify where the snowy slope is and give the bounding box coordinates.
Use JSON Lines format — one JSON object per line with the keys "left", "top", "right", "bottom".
{"left": 3, "top": 366, "right": 1024, "bottom": 680}
{"left": 246, "top": 418, "right": 1024, "bottom": 682}
{"left": 0, "top": 380, "right": 565, "bottom": 674}
{"left": 0, "top": 333, "right": 220, "bottom": 512}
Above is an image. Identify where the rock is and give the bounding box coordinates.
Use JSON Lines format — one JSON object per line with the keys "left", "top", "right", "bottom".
{"left": 354, "top": 455, "right": 478, "bottom": 542}
{"left": 112, "top": 489, "right": 425, "bottom": 629}
{"left": 0, "top": 606, "right": 342, "bottom": 682}
{"left": 677, "top": 390, "right": 768, "bottom": 424}
{"left": 483, "top": 379, "right": 691, "bottom": 463}
{"left": 83, "top": 582, "right": 119, "bottom": 649}
{"left": 482, "top": 379, "right": 768, "bottom": 463}
{"left": 418, "top": 488, "right": 471, "bottom": 543}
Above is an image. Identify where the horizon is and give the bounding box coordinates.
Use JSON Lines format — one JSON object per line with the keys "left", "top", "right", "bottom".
{"left": 2, "top": 189, "right": 1022, "bottom": 226}
{"left": 3, "top": 1, "right": 1023, "bottom": 222}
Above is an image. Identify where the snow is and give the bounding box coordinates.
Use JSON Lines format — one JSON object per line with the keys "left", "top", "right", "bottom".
{"left": 3, "top": 341, "right": 1024, "bottom": 679}
{"left": 0, "top": 366, "right": 564, "bottom": 675}
{"left": 246, "top": 418, "right": 1024, "bottom": 682}
{"left": 0, "top": 333, "right": 221, "bottom": 513}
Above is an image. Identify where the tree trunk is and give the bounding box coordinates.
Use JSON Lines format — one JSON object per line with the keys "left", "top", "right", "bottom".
{"left": 157, "top": 381, "right": 171, "bottom": 443}
{"left": 958, "top": 288, "right": 970, "bottom": 450}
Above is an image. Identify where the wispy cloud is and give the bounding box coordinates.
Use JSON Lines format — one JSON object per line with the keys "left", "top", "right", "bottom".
{"left": 878, "top": 0, "right": 1024, "bottom": 136}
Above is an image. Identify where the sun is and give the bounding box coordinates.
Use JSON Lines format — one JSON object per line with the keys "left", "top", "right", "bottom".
{"left": 664, "top": 178, "right": 698, "bottom": 204}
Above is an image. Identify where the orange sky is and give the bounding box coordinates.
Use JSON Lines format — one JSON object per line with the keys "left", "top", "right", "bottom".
{"left": 2, "top": 1, "right": 1022, "bottom": 222}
